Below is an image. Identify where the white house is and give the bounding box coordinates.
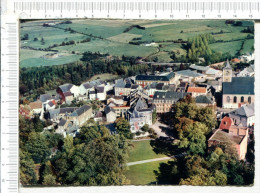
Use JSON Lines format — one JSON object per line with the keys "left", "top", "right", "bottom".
{"left": 96, "top": 86, "right": 106, "bottom": 101}
{"left": 237, "top": 65, "right": 254, "bottom": 77}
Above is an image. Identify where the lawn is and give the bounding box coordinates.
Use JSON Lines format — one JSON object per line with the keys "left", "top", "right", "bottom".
{"left": 128, "top": 140, "right": 166, "bottom": 162}
{"left": 124, "top": 160, "right": 169, "bottom": 185}
{"left": 241, "top": 39, "right": 254, "bottom": 54}
{"left": 88, "top": 73, "right": 119, "bottom": 82}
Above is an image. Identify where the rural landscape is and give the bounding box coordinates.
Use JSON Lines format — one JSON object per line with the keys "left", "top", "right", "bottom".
{"left": 19, "top": 19, "right": 255, "bottom": 186}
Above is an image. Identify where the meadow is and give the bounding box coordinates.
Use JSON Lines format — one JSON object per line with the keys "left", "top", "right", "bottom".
{"left": 20, "top": 19, "right": 254, "bottom": 67}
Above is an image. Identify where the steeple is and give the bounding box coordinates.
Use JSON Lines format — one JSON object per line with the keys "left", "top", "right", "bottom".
{"left": 223, "top": 59, "right": 232, "bottom": 82}
{"left": 224, "top": 59, "right": 232, "bottom": 69}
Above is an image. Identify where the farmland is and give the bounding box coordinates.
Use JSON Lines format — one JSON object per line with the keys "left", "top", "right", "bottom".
{"left": 20, "top": 19, "right": 254, "bottom": 68}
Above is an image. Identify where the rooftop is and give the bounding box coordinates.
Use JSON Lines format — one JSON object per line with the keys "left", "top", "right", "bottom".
{"left": 29, "top": 101, "right": 42, "bottom": 109}
{"left": 154, "top": 91, "right": 188, "bottom": 100}
{"left": 187, "top": 87, "right": 207, "bottom": 93}
{"left": 136, "top": 72, "right": 175, "bottom": 81}
{"left": 209, "top": 129, "right": 243, "bottom": 145}
{"left": 195, "top": 95, "right": 214, "bottom": 104}
{"left": 229, "top": 103, "right": 254, "bottom": 118}
{"left": 222, "top": 77, "right": 254, "bottom": 95}
{"left": 175, "top": 70, "right": 204, "bottom": 78}
{"left": 59, "top": 83, "right": 74, "bottom": 93}
{"left": 40, "top": 94, "right": 51, "bottom": 103}
{"left": 189, "top": 64, "right": 209, "bottom": 72}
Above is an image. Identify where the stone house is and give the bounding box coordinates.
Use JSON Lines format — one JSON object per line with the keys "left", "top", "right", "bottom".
{"left": 153, "top": 91, "right": 188, "bottom": 113}
{"left": 175, "top": 70, "right": 206, "bottom": 83}
{"left": 104, "top": 106, "right": 117, "bottom": 123}
{"left": 57, "top": 83, "right": 80, "bottom": 102}
{"left": 229, "top": 103, "right": 255, "bottom": 127}
{"left": 208, "top": 116, "right": 248, "bottom": 160}
{"left": 29, "top": 100, "right": 43, "bottom": 115}
{"left": 195, "top": 95, "right": 216, "bottom": 108}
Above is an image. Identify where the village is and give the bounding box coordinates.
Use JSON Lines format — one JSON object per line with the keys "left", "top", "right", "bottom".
{"left": 19, "top": 52, "right": 255, "bottom": 162}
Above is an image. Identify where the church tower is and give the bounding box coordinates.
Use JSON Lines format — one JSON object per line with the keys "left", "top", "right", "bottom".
{"left": 223, "top": 59, "right": 232, "bottom": 82}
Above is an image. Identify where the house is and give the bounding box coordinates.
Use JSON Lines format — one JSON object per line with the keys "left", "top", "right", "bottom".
{"left": 48, "top": 107, "right": 78, "bottom": 122}
{"left": 94, "top": 111, "right": 104, "bottom": 122}
{"left": 136, "top": 72, "right": 180, "bottom": 88}
{"left": 89, "top": 90, "right": 97, "bottom": 100}
{"left": 229, "top": 103, "right": 255, "bottom": 127}
{"left": 29, "top": 101, "right": 43, "bottom": 115}
{"left": 189, "top": 64, "right": 209, "bottom": 74}
{"left": 127, "top": 97, "right": 155, "bottom": 133}
{"left": 206, "top": 80, "right": 222, "bottom": 92}
{"left": 208, "top": 116, "right": 248, "bottom": 160}
{"left": 205, "top": 68, "right": 222, "bottom": 80}
{"left": 45, "top": 100, "right": 56, "bottom": 111}
{"left": 187, "top": 87, "right": 207, "bottom": 97}
{"left": 63, "top": 91, "right": 74, "bottom": 104}
{"left": 96, "top": 86, "right": 106, "bottom": 101}
{"left": 195, "top": 95, "right": 216, "bottom": 108}
{"left": 237, "top": 65, "right": 254, "bottom": 77}
{"left": 222, "top": 60, "right": 254, "bottom": 108}
{"left": 56, "top": 83, "right": 80, "bottom": 102}
{"left": 175, "top": 70, "right": 206, "bottom": 83}
{"left": 238, "top": 53, "right": 254, "bottom": 63}
{"left": 208, "top": 128, "right": 248, "bottom": 160}
{"left": 114, "top": 78, "right": 139, "bottom": 96}
{"left": 69, "top": 105, "right": 92, "bottom": 126}
{"left": 153, "top": 91, "right": 188, "bottom": 113}
{"left": 104, "top": 106, "right": 117, "bottom": 123}
{"left": 107, "top": 96, "right": 124, "bottom": 106}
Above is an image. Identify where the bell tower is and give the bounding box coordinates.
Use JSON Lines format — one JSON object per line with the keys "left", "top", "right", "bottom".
{"left": 223, "top": 59, "right": 232, "bottom": 82}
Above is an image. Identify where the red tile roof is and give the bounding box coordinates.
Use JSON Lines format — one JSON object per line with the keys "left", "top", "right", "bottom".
{"left": 29, "top": 101, "right": 42, "bottom": 109}
{"left": 187, "top": 87, "right": 207, "bottom": 93}
{"left": 219, "top": 116, "right": 233, "bottom": 130}
{"left": 231, "top": 58, "right": 241, "bottom": 63}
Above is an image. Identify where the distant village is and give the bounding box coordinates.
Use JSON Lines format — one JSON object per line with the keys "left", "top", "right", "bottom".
{"left": 19, "top": 53, "right": 255, "bottom": 161}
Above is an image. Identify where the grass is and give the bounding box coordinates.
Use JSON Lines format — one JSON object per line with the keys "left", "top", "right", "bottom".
{"left": 20, "top": 19, "right": 254, "bottom": 67}
{"left": 128, "top": 140, "right": 166, "bottom": 162}
{"left": 209, "top": 41, "right": 243, "bottom": 56}
{"left": 124, "top": 160, "right": 169, "bottom": 185}
{"left": 88, "top": 73, "right": 119, "bottom": 82}
{"left": 241, "top": 39, "right": 254, "bottom": 54}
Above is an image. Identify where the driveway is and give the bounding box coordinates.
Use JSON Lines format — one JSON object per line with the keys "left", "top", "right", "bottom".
{"left": 150, "top": 121, "right": 169, "bottom": 137}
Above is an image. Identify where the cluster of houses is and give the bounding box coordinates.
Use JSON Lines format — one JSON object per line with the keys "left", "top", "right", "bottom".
{"left": 19, "top": 57, "right": 255, "bottom": 160}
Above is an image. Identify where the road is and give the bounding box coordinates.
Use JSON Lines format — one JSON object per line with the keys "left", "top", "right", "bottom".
{"left": 126, "top": 157, "right": 172, "bottom": 166}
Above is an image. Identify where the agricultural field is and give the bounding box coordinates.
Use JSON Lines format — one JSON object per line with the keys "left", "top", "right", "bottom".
{"left": 20, "top": 19, "right": 254, "bottom": 67}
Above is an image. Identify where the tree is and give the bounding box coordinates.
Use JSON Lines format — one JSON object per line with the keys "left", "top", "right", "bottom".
{"left": 43, "top": 174, "right": 56, "bottom": 185}
{"left": 25, "top": 132, "right": 50, "bottom": 163}
{"left": 115, "top": 118, "right": 132, "bottom": 139}
{"left": 141, "top": 124, "right": 149, "bottom": 132}
{"left": 19, "top": 150, "right": 37, "bottom": 185}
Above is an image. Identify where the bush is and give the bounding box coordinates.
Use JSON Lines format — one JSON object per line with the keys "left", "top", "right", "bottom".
{"left": 136, "top": 131, "right": 141, "bottom": 136}
{"left": 141, "top": 124, "right": 149, "bottom": 132}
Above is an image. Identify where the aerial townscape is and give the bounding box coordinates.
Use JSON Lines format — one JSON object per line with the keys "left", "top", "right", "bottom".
{"left": 19, "top": 19, "right": 255, "bottom": 186}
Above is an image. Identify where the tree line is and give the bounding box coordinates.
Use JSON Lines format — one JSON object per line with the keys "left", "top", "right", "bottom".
{"left": 20, "top": 52, "right": 149, "bottom": 102}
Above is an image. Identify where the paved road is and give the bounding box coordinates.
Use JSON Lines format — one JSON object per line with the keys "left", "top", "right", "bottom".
{"left": 127, "top": 157, "right": 172, "bottom": 166}
{"left": 150, "top": 121, "right": 169, "bottom": 137}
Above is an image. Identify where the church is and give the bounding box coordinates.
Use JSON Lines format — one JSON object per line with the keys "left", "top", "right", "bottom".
{"left": 222, "top": 60, "right": 254, "bottom": 108}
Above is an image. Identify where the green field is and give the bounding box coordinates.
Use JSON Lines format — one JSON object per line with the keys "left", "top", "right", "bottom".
{"left": 128, "top": 140, "right": 166, "bottom": 162}
{"left": 124, "top": 160, "right": 169, "bottom": 185}
{"left": 20, "top": 19, "right": 254, "bottom": 67}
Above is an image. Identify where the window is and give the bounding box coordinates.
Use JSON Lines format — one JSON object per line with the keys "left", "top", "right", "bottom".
{"left": 248, "top": 96, "right": 251, "bottom": 104}
{"left": 226, "top": 96, "right": 230, "bottom": 103}
{"left": 233, "top": 96, "right": 237, "bottom": 103}
{"left": 241, "top": 96, "right": 244, "bottom": 103}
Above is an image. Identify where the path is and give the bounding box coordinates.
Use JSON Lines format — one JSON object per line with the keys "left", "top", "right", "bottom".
{"left": 150, "top": 121, "right": 169, "bottom": 137}
{"left": 127, "top": 157, "right": 172, "bottom": 166}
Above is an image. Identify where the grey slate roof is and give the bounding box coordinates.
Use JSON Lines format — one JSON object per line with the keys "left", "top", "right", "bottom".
{"left": 48, "top": 101, "right": 54, "bottom": 107}
{"left": 96, "top": 86, "right": 104, "bottom": 93}
{"left": 189, "top": 64, "right": 209, "bottom": 72}
{"left": 156, "top": 83, "right": 164, "bottom": 90}
{"left": 58, "top": 119, "right": 67, "bottom": 126}
{"left": 176, "top": 70, "right": 204, "bottom": 77}
{"left": 153, "top": 91, "right": 188, "bottom": 100}
{"left": 104, "top": 106, "right": 116, "bottom": 114}
{"left": 40, "top": 94, "right": 51, "bottom": 102}
{"left": 70, "top": 105, "right": 91, "bottom": 117}
{"left": 59, "top": 83, "right": 74, "bottom": 93}
{"left": 136, "top": 72, "right": 175, "bottom": 81}
{"left": 195, "top": 95, "right": 214, "bottom": 104}
{"left": 64, "top": 91, "right": 73, "bottom": 97}
{"left": 230, "top": 103, "right": 254, "bottom": 117}
{"left": 83, "top": 83, "right": 92, "bottom": 89}
{"left": 131, "top": 84, "right": 139, "bottom": 89}
{"left": 89, "top": 90, "right": 96, "bottom": 95}
{"left": 115, "top": 79, "right": 126, "bottom": 88}
{"left": 222, "top": 77, "right": 254, "bottom": 95}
